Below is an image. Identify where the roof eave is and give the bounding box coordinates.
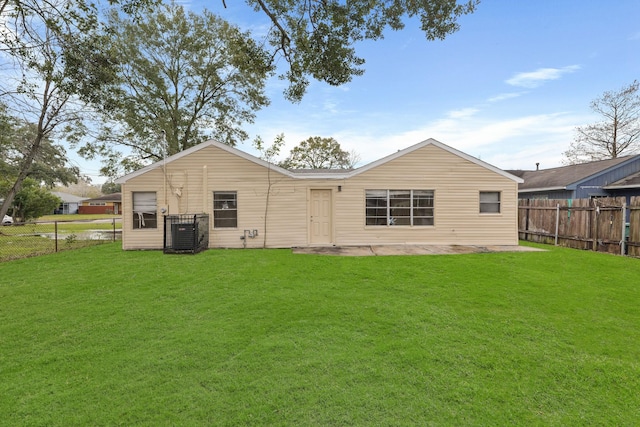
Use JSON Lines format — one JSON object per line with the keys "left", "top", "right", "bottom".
{"left": 518, "top": 186, "right": 567, "bottom": 193}
{"left": 603, "top": 184, "right": 640, "bottom": 190}
{"left": 290, "top": 173, "right": 350, "bottom": 179}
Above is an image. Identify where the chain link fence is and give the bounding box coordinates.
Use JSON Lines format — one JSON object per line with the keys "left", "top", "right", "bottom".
{"left": 0, "top": 218, "right": 121, "bottom": 262}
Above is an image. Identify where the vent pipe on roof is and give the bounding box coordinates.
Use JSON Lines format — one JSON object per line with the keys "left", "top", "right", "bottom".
{"left": 536, "top": 162, "right": 539, "bottom": 171}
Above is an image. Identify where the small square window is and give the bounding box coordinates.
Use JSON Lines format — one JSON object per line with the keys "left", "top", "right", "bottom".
{"left": 132, "top": 192, "right": 157, "bottom": 229}
{"left": 214, "top": 191, "right": 237, "bottom": 228}
{"left": 480, "top": 191, "right": 501, "bottom": 213}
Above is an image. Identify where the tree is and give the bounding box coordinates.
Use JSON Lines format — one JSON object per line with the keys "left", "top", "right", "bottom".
{"left": 101, "top": 182, "right": 121, "bottom": 194}
{"left": 0, "top": 0, "right": 99, "bottom": 219}
{"left": 77, "top": 3, "right": 273, "bottom": 179}
{"left": 239, "top": 0, "right": 479, "bottom": 101}
{"left": 564, "top": 80, "right": 640, "bottom": 164}
{"left": 280, "top": 136, "right": 358, "bottom": 169}
{"left": 0, "top": 118, "right": 79, "bottom": 218}
{"left": 0, "top": 0, "right": 162, "bottom": 219}
{"left": 11, "top": 178, "right": 61, "bottom": 221}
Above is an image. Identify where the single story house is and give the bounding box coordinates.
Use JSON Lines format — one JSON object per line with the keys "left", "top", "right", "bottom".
{"left": 114, "top": 138, "right": 523, "bottom": 250}
{"left": 51, "top": 192, "right": 87, "bottom": 214}
{"left": 508, "top": 154, "right": 640, "bottom": 201}
{"left": 79, "top": 193, "right": 122, "bottom": 215}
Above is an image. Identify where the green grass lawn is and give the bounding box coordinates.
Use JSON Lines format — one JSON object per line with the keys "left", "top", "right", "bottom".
{"left": 1, "top": 243, "right": 639, "bottom": 425}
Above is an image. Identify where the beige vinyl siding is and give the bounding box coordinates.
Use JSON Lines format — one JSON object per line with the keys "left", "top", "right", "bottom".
{"left": 332, "top": 144, "right": 519, "bottom": 246}
{"left": 120, "top": 141, "right": 519, "bottom": 250}
{"left": 120, "top": 170, "right": 165, "bottom": 250}
{"left": 121, "top": 145, "right": 311, "bottom": 249}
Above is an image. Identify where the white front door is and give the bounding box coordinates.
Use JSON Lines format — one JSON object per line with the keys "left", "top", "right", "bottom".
{"left": 310, "top": 189, "right": 332, "bottom": 245}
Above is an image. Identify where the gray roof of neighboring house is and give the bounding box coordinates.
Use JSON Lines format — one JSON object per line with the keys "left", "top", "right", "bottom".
{"left": 506, "top": 156, "right": 637, "bottom": 192}
{"left": 51, "top": 192, "right": 88, "bottom": 203}
{"left": 83, "top": 193, "right": 121, "bottom": 202}
{"left": 605, "top": 171, "right": 640, "bottom": 189}
{"left": 288, "top": 169, "right": 354, "bottom": 175}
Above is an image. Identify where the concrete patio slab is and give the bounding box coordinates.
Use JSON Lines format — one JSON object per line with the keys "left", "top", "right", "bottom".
{"left": 292, "top": 244, "right": 545, "bottom": 256}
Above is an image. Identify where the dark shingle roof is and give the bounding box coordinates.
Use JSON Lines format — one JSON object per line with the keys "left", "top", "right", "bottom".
{"left": 83, "top": 193, "right": 121, "bottom": 202}
{"left": 510, "top": 156, "right": 635, "bottom": 191}
{"left": 605, "top": 171, "right": 640, "bottom": 189}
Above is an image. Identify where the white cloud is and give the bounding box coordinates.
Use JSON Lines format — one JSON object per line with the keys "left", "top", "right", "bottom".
{"left": 506, "top": 65, "right": 581, "bottom": 88}
{"left": 487, "top": 92, "right": 523, "bottom": 103}
{"left": 447, "top": 108, "right": 479, "bottom": 119}
{"left": 243, "top": 107, "right": 588, "bottom": 170}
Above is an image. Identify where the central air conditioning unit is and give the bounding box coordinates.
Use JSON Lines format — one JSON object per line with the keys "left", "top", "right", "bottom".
{"left": 172, "top": 222, "right": 197, "bottom": 251}
{"left": 163, "top": 214, "right": 209, "bottom": 254}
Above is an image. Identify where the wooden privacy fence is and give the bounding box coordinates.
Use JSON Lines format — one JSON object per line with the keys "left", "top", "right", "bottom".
{"left": 518, "top": 197, "right": 640, "bottom": 257}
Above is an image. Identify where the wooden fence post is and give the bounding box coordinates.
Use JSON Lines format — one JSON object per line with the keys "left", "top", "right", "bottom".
{"left": 593, "top": 204, "right": 599, "bottom": 251}
{"left": 525, "top": 199, "right": 530, "bottom": 241}
{"left": 555, "top": 203, "right": 560, "bottom": 246}
{"left": 621, "top": 203, "right": 627, "bottom": 256}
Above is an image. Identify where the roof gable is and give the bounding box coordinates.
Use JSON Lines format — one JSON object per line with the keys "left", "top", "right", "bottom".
{"left": 115, "top": 140, "right": 295, "bottom": 183}
{"left": 115, "top": 138, "right": 522, "bottom": 184}
{"left": 347, "top": 138, "right": 523, "bottom": 182}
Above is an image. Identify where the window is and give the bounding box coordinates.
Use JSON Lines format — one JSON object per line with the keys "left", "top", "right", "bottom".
{"left": 480, "top": 191, "right": 501, "bottom": 213}
{"left": 89, "top": 202, "right": 106, "bottom": 206}
{"left": 132, "top": 192, "right": 157, "bottom": 229}
{"left": 214, "top": 191, "right": 237, "bottom": 228}
{"left": 366, "top": 190, "right": 434, "bottom": 226}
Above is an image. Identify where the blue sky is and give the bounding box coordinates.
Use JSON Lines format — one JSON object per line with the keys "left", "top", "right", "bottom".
{"left": 84, "top": 0, "right": 640, "bottom": 182}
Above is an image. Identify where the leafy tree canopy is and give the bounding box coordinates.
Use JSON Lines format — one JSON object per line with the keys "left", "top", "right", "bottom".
{"left": 75, "top": 3, "right": 273, "bottom": 179}
{"left": 564, "top": 80, "right": 640, "bottom": 164}
{"left": 101, "top": 182, "right": 121, "bottom": 195}
{"left": 280, "top": 136, "right": 359, "bottom": 169}
{"left": 11, "top": 178, "right": 61, "bottom": 221}
{"left": 242, "top": 0, "right": 479, "bottom": 101}
{"left": 0, "top": 120, "right": 78, "bottom": 193}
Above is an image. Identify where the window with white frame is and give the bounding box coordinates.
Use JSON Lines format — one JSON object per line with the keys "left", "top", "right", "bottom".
{"left": 479, "top": 191, "right": 501, "bottom": 213}
{"left": 365, "top": 190, "right": 434, "bottom": 226}
{"left": 213, "top": 191, "right": 237, "bottom": 228}
{"left": 132, "top": 192, "right": 157, "bottom": 229}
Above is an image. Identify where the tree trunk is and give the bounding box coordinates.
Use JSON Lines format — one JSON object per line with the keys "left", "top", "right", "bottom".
{"left": 0, "top": 131, "right": 45, "bottom": 219}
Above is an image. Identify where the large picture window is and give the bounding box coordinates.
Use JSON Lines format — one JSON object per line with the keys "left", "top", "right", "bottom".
{"left": 132, "top": 192, "right": 157, "bottom": 229}
{"left": 214, "top": 191, "right": 237, "bottom": 228}
{"left": 479, "top": 191, "right": 501, "bottom": 213}
{"left": 366, "top": 190, "right": 434, "bottom": 226}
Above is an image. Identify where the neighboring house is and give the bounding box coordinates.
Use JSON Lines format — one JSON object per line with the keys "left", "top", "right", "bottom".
{"left": 114, "top": 138, "right": 523, "bottom": 250}
{"left": 51, "top": 192, "right": 87, "bottom": 214}
{"left": 509, "top": 155, "right": 640, "bottom": 201}
{"left": 79, "top": 193, "right": 122, "bottom": 215}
